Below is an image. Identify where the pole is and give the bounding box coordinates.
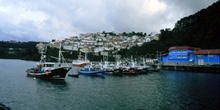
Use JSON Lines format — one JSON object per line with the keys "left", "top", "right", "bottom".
{"left": 159, "top": 51, "right": 164, "bottom": 63}
{"left": 208, "top": 50, "right": 210, "bottom": 65}
{"left": 156, "top": 51, "right": 158, "bottom": 63}
{"left": 58, "top": 42, "right": 61, "bottom": 64}
{"left": 160, "top": 52, "right": 162, "bottom": 62}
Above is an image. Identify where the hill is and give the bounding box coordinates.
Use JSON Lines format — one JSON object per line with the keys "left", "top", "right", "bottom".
{"left": 171, "top": 1, "right": 220, "bottom": 49}
{"left": 120, "top": 1, "right": 220, "bottom": 58}
{"left": 0, "top": 41, "right": 40, "bottom": 61}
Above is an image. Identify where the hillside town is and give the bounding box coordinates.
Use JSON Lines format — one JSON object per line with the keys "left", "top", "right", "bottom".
{"left": 46, "top": 32, "right": 159, "bottom": 54}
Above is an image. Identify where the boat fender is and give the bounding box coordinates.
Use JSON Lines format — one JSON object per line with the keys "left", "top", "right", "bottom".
{"left": 25, "top": 70, "right": 28, "bottom": 72}
{"left": 33, "top": 73, "right": 36, "bottom": 75}
{"left": 59, "top": 64, "right": 62, "bottom": 67}
{"left": 45, "top": 71, "right": 49, "bottom": 75}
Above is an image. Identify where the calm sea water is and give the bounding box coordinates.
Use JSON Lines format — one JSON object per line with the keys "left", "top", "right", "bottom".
{"left": 0, "top": 59, "right": 219, "bottom": 110}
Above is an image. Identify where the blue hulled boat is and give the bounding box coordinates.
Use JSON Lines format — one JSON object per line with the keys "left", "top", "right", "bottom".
{"left": 78, "top": 65, "right": 105, "bottom": 76}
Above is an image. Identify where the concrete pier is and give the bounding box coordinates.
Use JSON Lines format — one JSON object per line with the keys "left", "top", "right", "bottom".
{"left": 159, "top": 65, "right": 220, "bottom": 73}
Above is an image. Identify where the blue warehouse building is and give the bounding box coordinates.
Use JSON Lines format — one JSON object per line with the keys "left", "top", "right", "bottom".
{"left": 159, "top": 46, "right": 220, "bottom": 65}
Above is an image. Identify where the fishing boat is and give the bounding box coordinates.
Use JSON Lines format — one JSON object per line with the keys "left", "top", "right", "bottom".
{"left": 77, "top": 64, "right": 105, "bottom": 76}
{"left": 121, "top": 56, "right": 138, "bottom": 75}
{"left": 72, "top": 52, "right": 90, "bottom": 67}
{"left": 136, "top": 57, "right": 149, "bottom": 74}
{"left": 112, "top": 60, "right": 123, "bottom": 76}
{"left": 100, "top": 61, "right": 114, "bottom": 74}
{"left": 26, "top": 43, "right": 71, "bottom": 79}
{"left": 121, "top": 67, "right": 138, "bottom": 75}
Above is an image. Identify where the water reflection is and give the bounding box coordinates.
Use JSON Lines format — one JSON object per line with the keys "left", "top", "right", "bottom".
{"left": 38, "top": 78, "right": 67, "bottom": 85}
{"left": 35, "top": 78, "right": 68, "bottom": 90}
{"left": 1, "top": 59, "right": 219, "bottom": 110}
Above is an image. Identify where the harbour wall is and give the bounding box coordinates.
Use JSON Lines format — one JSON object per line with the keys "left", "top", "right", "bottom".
{"left": 159, "top": 65, "right": 220, "bottom": 73}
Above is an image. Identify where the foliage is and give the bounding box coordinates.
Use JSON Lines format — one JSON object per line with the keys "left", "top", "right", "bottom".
{"left": 0, "top": 41, "right": 40, "bottom": 60}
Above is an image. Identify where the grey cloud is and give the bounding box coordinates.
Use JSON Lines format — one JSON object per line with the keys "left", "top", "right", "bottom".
{"left": 0, "top": 0, "right": 218, "bottom": 41}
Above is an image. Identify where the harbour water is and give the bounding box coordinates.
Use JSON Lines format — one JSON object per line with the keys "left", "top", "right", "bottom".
{"left": 0, "top": 59, "right": 219, "bottom": 110}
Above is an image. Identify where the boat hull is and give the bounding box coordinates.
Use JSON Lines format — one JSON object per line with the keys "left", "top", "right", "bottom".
{"left": 122, "top": 68, "right": 138, "bottom": 75}
{"left": 78, "top": 70, "right": 105, "bottom": 76}
{"left": 148, "top": 68, "right": 160, "bottom": 72}
{"left": 27, "top": 67, "right": 71, "bottom": 79}
{"left": 137, "top": 68, "right": 148, "bottom": 74}
{"left": 72, "top": 63, "right": 88, "bottom": 67}
{"left": 112, "top": 68, "right": 123, "bottom": 76}
{"left": 72, "top": 60, "right": 90, "bottom": 67}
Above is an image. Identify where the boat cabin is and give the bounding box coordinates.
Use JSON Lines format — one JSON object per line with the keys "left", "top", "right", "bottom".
{"left": 36, "top": 62, "right": 55, "bottom": 72}
{"left": 43, "top": 63, "right": 55, "bottom": 67}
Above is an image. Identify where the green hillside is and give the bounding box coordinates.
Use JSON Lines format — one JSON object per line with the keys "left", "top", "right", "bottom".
{"left": 0, "top": 41, "right": 40, "bottom": 60}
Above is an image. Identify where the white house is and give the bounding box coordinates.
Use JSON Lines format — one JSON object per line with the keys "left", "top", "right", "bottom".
{"left": 94, "top": 47, "right": 105, "bottom": 53}
{"left": 145, "top": 37, "right": 151, "bottom": 42}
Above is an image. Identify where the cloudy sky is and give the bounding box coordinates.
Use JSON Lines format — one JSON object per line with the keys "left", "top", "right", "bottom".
{"left": 0, "top": 0, "right": 218, "bottom": 42}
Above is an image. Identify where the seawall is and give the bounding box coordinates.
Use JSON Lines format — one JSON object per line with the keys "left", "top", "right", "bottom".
{"left": 159, "top": 65, "right": 220, "bottom": 73}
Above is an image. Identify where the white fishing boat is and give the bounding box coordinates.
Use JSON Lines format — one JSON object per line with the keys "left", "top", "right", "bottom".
{"left": 72, "top": 52, "right": 90, "bottom": 67}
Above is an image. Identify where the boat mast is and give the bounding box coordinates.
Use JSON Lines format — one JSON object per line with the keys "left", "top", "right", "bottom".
{"left": 58, "top": 42, "right": 61, "bottom": 65}
{"left": 131, "top": 55, "right": 135, "bottom": 68}
{"left": 39, "top": 44, "right": 47, "bottom": 64}
{"left": 85, "top": 52, "right": 87, "bottom": 61}
{"left": 78, "top": 52, "right": 81, "bottom": 59}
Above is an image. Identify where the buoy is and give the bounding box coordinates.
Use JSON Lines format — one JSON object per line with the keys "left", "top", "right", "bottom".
{"left": 45, "top": 71, "right": 49, "bottom": 75}
{"left": 33, "top": 73, "right": 36, "bottom": 75}
{"left": 25, "top": 70, "right": 28, "bottom": 72}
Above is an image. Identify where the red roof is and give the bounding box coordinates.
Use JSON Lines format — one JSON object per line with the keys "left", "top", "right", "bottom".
{"left": 189, "top": 49, "right": 220, "bottom": 55}
{"left": 158, "top": 53, "right": 169, "bottom": 57}
{"left": 168, "top": 46, "right": 201, "bottom": 51}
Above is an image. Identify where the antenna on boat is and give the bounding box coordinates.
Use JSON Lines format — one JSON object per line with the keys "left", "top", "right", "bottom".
{"left": 38, "top": 43, "right": 47, "bottom": 63}
{"left": 143, "top": 57, "right": 146, "bottom": 68}
{"left": 85, "top": 52, "right": 87, "bottom": 61}
{"left": 58, "top": 42, "right": 62, "bottom": 65}
{"left": 56, "top": 41, "right": 69, "bottom": 67}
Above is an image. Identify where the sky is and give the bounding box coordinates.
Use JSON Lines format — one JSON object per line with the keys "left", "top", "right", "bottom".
{"left": 0, "top": 0, "right": 218, "bottom": 42}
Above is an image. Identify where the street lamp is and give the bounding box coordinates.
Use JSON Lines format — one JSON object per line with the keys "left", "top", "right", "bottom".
{"left": 156, "top": 51, "right": 164, "bottom": 63}
{"left": 145, "top": 53, "right": 148, "bottom": 63}
{"left": 159, "top": 51, "right": 164, "bottom": 62}
{"left": 156, "top": 51, "right": 159, "bottom": 61}
{"left": 149, "top": 54, "right": 153, "bottom": 63}
{"left": 149, "top": 54, "right": 153, "bottom": 59}
{"left": 206, "top": 50, "right": 210, "bottom": 65}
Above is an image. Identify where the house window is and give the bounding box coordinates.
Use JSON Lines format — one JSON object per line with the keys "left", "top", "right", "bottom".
{"left": 182, "top": 49, "right": 187, "bottom": 52}
{"left": 177, "top": 55, "right": 181, "bottom": 58}
{"left": 182, "top": 55, "right": 187, "bottom": 58}
{"left": 177, "top": 50, "right": 181, "bottom": 53}
{"left": 208, "top": 55, "right": 216, "bottom": 57}
{"left": 169, "top": 55, "right": 172, "bottom": 58}
{"left": 172, "top": 50, "right": 175, "bottom": 53}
